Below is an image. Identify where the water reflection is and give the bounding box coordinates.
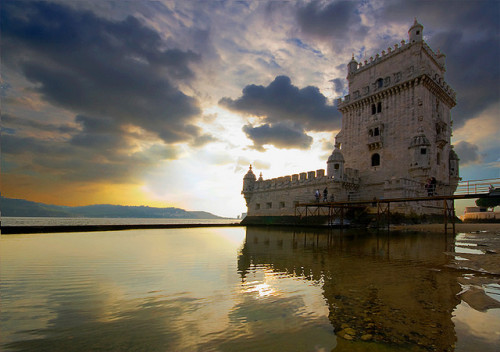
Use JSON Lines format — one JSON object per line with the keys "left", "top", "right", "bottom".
{"left": 2, "top": 227, "right": 498, "bottom": 352}
{"left": 238, "top": 227, "right": 460, "bottom": 351}
{"left": 1, "top": 229, "right": 335, "bottom": 352}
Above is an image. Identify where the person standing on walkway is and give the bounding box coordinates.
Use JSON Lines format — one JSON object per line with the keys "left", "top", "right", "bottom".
{"left": 315, "top": 189, "right": 320, "bottom": 202}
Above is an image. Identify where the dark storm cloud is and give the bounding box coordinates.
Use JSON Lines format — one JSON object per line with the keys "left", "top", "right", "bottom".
{"left": 430, "top": 30, "right": 499, "bottom": 127}
{"left": 1, "top": 1, "right": 202, "bottom": 144}
{"left": 2, "top": 114, "right": 79, "bottom": 135}
{"left": 331, "top": 78, "right": 345, "bottom": 95}
{"left": 2, "top": 131, "right": 178, "bottom": 183}
{"left": 454, "top": 141, "right": 481, "bottom": 166}
{"left": 2, "top": 112, "right": 178, "bottom": 183}
{"left": 295, "top": 0, "right": 368, "bottom": 49}
{"left": 220, "top": 75, "right": 341, "bottom": 132}
{"left": 242, "top": 123, "right": 313, "bottom": 151}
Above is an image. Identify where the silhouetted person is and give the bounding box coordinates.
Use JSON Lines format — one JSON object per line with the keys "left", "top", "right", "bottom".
{"left": 323, "top": 188, "right": 328, "bottom": 202}
{"left": 315, "top": 189, "right": 320, "bottom": 202}
{"left": 431, "top": 177, "right": 437, "bottom": 195}
{"left": 425, "top": 178, "right": 432, "bottom": 196}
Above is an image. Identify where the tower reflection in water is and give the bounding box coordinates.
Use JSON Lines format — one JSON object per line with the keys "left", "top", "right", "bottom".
{"left": 238, "top": 227, "right": 459, "bottom": 351}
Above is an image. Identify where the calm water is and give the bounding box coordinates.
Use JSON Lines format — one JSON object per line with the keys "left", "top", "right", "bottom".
{"left": 1, "top": 227, "right": 499, "bottom": 352}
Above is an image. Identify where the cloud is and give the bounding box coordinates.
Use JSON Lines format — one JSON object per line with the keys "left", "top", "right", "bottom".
{"left": 220, "top": 75, "right": 341, "bottom": 132}
{"left": 242, "top": 123, "right": 313, "bottom": 151}
{"left": 1, "top": 1, "right": 203, "bottom": 144}
{"left": 190, "top": 133, "right": 218, "bottom": 147}
{"left": 331, "top": 78, "right": 345, "bottom": 95}
{"left": 2, "top": 116, "right": 179, "bottom": 184}
{"left": 295, "top": 0, "right": 368, "bottom": 51}
{"left": 430, "top": 30, "right": 499, "bottom": 128}
{"left": 454, "top": 141, "right": 481, "bottom": 166}
{"left": 2, "top": 114, "right": 79, "bottom": 135}
{"left": 234, "top": 157, "right": 271, "bottom": 174}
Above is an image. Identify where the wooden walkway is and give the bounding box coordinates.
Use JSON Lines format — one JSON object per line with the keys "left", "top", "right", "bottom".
{"left": 295, "top": 178, "right": 500, "bottom": 232}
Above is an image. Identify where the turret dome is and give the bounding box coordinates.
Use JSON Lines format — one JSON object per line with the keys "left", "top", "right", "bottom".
{"left": 409, "top": 128, "right": 430, "bottom": 148}
{"left": 326, "top": 144, "right": 345, "bottom": 179}
{"left": 408, "top": 18, "right": 424, "bottom": 43}
{"left": 243, "top": 165, "right": 256, "bottom": 181}
{"left": 328, "top": 146, "right": 344, "bottom": 163}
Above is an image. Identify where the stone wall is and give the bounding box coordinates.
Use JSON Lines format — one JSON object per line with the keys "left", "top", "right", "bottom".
{"left": 246, "top": 169, "right": 359, "bottom": 216}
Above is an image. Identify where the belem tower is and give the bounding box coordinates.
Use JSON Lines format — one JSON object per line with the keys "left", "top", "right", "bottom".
{"left": 242, "top": 20, "right": 460, "bottom": 220}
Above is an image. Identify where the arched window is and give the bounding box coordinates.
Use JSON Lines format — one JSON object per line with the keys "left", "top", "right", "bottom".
{"left": 371, "top": 104, "right": 376, "bottom": 115}
{"left": 376, "top": 78, "right": 383, "bottom": 88}
{"left": 371, "top": 153, "right": 380, "bottom": 167}
{"left": 377, "top": 102, "right": 382, "bottom": 113}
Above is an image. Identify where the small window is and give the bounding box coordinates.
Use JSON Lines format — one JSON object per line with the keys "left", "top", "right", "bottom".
{"left": 279, "top": 202, "right": 285, "bottom": 208}
{"left": 369, "top": 129, "right": 373, "bottom": 137}
{"left": 371, "top": 104, "right": 376, "bottom": 115}
{"left": 420, "top": 148, "right": 427, "bottom": 155}
{"left": 376, "top": 78, "right": 383, "bottom": 88}
{"left": 416, "top": 30, "right": 420, "bottom": 35}
{"left": 371, "top": 153, "right": 380, "bottom": 167}
{"left": 374, "top": 127, "right": 380, "bottom": 136}
{"left": 437, "top": 152, "right": 441, "bottom": 165}
{"left": 255, "top": 204, "right": 260, "bottom": 210}
{"left": 377, "top": 102, "right": 382, "bottom": 113}
{"left": 334, "top": 164, "right": 340, "bottom": 170}
{"left": 266, "top": 202, "right": 272, "bottom": 209}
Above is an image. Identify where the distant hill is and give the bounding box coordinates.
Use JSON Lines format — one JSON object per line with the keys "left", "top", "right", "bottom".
{"left": 0, "top": 197, "right": 225, "bottom": 219}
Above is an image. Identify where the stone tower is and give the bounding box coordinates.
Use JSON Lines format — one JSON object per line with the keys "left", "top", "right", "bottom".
{"left": 241, "top": 20, "right": 460, "bottom": 221}
{"left": 336, "top": 19, "right": 459, "bottom": 199}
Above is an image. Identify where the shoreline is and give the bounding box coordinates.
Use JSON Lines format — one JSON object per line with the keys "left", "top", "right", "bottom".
{"left": 2, "top": 222, "right": 499, "bottom": 235}
{"left": 391, "top": 223, "right": 500, "bottom": 233}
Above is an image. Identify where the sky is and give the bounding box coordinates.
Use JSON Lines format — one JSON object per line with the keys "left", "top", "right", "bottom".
{"left": 1, "top": 0, "right": 499, "bottom": 218}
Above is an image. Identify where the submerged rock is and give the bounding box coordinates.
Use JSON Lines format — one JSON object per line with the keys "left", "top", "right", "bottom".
{"left": 361, "top": 334, "right": 373, "bottom": 341}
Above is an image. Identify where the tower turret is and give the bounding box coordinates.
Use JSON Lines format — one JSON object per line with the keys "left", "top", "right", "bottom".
{"left": 327, "top": 144, "right": 345, "bottom": 179}
{"left": 408, "top": 128, "right": 431, "bottom": 181}
{"left": 347, "top": 54, "right": 358, "bottom": 78}
{"left": 408, "top": 18, "right": 424, "bottom": 43}
{"left": 449, "top": 147, "right": 460, "bottom": 179}
{"left": 242, "top": 165, "right": 256, "bottom": 205}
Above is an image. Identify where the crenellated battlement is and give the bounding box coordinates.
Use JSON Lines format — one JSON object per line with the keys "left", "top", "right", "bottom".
{"left": 251, "top": 168, "right": 360, "bottom": 192}
{"left": 337, "top": 47, "right": 456, "bottom": 108}
{"left": 351, "top": 39, "right": 445, "bottom": 73}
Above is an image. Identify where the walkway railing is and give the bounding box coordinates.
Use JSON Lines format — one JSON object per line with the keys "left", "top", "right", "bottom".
{"left": 455, "top": 178, "right": 500, "bottom": 196}
{"left": 294, "top": 178, "right": 500, "bottom": 232}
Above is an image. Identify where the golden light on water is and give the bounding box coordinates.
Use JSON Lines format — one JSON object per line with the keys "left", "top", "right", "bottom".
{"left": 243, "top": 281, "right": 277, "bottom": 298}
